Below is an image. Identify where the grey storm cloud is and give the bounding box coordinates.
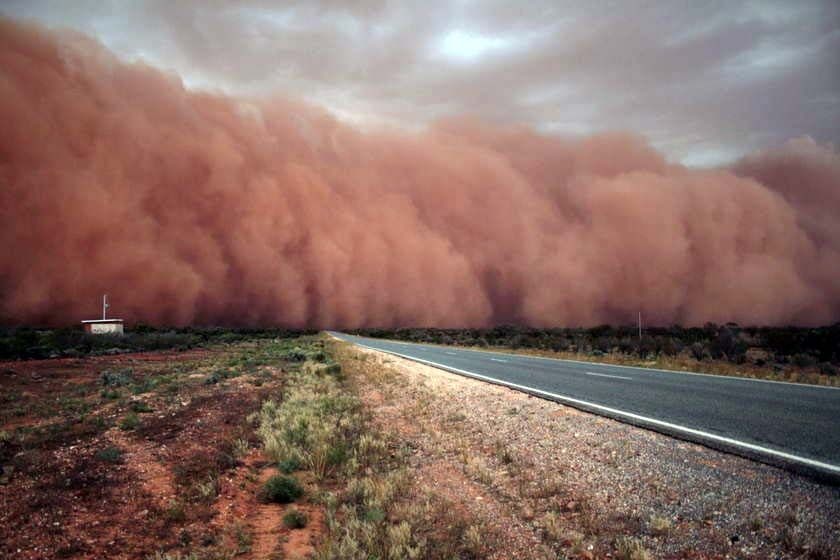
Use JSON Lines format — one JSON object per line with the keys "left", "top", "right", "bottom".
{"left": 2, "top": 0, "right": 838, "bottom": 164}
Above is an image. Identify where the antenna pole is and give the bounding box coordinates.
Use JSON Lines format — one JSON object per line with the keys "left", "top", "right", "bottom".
{"left": 638, "top": 311, "right": 642, "bottom": 340}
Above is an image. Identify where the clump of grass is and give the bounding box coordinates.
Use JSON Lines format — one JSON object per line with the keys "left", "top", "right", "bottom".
{"left": 260, "top": 475, "right": 303, "bottom": 503}
{"left": 283, "top": 508, "right": 309, "bottom": 529}
{"left": 493, "top": 440, "right": 515, "bottom": 465}
{"left": 302, "top": 360, "right": 341, "bottom": 376}
{"left": 146, "top": 552, "right": 198, "bottom": 560}
{"left": 281, "top": 347, "right": 309, "bottom": 362}
{"left": 119, "top": 412, "right": 140, "bottom": 431}
{"left": 130, "top": 400, "right": 153, "bottom": 413}
{"left": 232, "top": 438, "right": 250, "bottom": 459}
{"left": 446, "top": 412, "right": 467, "bottom": 423}
{"left": 277, "top": 457, "right": 302, "bottom": 474}
{"left": 95, "top": 446, "right": 123, "bottom": 463}
{"left": 196, "top": 475, "right": 220, "bottom": 502}
{"left": 465, "top": 457, "right": 494, "bottom": 486}
{"left": 649, "top": 515, "right": 672, "bottom": 535}
{"left": 165, "top": 500, "right": 186, "bottom": 522}
{"left": 531, "top": 475, "right": 565, "bottom": 499}
{"left": 462, "top": 524, "right": 485, "bottom": 558}
{"left": 615, "top": 536, "right": 651, "bottom": 560}
{"left": 257, "top": 366, "right": 362, "bottom": 479}
{"left": 101, "top": 369, "right": 133, "bottom": 387}
{"left": 230, "top": 521, "right": 253, "bottom": 554}
{"left": 541, "top": 511, "right": 564, "bottom": 542}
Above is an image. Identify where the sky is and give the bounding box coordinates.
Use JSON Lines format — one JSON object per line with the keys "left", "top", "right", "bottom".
{"left": 2, "top": 0, "right": 838, "bottom": 167}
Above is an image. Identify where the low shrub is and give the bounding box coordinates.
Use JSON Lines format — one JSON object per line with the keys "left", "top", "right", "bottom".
{"left": 282, "top": 347, "right": 309, "bottom": 362}
{"left": 101, "top": 369, "right": 133, "bottom": 387}
{"left": 616, "top": 536, "right": 651, "bottom": 560}
{"left": 283, "top": 508, "right": 309, "bottom": 529}
{"left": 649, "top": 515, "right": 672, "bottom": 535}
{"left": 130, "top": 400, "right": 153, "bottom": 413}
{"left": 119, "top": 412, "right": 140, "bottom": 431}
{"left": 95, "top": 446, "right": 123, "bottom": 463}
{"left": 277, "top": 457, "right": 302, "bottom": 474}
{"left": 165, "top": 500, "right": 186, "bottom": 522}
{"left": 260, "top": 475, "right": 303, "bottom": 503}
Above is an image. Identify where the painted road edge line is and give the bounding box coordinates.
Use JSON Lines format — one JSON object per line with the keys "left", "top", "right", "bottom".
{"left": 586, "top": 371, "right": 633, "bottom": 380}
{"left": 348, "top": 335, "right": 840, "bottom": 391}
{"left": 346, "top": 340, "right": 840, "bottom": 480}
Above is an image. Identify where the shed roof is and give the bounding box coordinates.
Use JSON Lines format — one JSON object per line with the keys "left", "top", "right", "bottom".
{"left": 81, "top": 319, "right": 124, "bottom": 324}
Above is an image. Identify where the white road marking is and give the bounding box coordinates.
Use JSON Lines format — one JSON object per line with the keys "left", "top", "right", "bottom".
{"left": 586, "top": 371, "right": 632, "bottom": 381}
{"left": 490, "top": 358, "right": 508, "bottom": 362}
{"left": 348, "top": 341, "right": 840, "bottom": 477}
{"left": 445, "top": 351, "right": 457, "bottom": 355}
{"left": 439, "top": 345, "right": 840, "bottom": 390}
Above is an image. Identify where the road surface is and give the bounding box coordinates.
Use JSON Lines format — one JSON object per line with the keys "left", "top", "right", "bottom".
{"left": 331, "top": 332, "right": 840, "bottom": 481}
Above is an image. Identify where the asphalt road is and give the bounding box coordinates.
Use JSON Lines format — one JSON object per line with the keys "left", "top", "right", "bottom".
{"left": 331, "top": 332, "right": 840, "bottom": 481}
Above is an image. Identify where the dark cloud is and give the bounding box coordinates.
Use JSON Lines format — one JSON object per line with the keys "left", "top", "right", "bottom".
{"left": 2, "top": 0, "right": 837, "bottom": 164}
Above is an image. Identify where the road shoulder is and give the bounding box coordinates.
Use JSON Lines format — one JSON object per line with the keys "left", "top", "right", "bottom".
{"left": 348, "top": 343, "right": 840, "bottom": 559}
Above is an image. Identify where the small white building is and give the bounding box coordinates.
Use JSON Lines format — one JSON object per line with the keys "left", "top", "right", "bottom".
{"left": 81, "top": 295, "right": 123, "bottom": 334}
{"left": 81, "top": 319, "right": 124, "bottom": 335}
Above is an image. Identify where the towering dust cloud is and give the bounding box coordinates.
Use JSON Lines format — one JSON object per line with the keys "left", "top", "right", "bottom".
{"left": 1, "top": 19, "right": 839, "bottom": 328}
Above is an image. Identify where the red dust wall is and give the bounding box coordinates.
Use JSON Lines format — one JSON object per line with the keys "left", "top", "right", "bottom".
{"left": 1, "top": 18, "right": 839, "bottom": 328}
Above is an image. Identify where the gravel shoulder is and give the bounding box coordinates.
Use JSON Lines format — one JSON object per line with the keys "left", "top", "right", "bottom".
{"left": 350, "top": 344, "right": 840, "bottom": 559}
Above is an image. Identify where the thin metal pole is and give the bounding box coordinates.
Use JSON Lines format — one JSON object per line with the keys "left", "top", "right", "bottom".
{"left": 103, "top": 294, "right": 108, "bottom": 320}
{"left": 638, "top": 311, "right": 642, "bottom": 340}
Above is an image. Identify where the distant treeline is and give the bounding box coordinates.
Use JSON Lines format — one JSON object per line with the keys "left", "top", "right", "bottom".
{"left": 0, "top": 326, "right": 317, "bottom": 360}
{"left": 351, "top": 324, "right": 840, "bottom": 373}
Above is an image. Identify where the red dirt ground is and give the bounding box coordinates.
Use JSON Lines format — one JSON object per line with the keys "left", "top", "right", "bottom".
{"left": 0, "top": 344, "right": 326, "bottom": 560}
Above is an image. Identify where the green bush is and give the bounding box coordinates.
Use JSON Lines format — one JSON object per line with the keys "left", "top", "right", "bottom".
{"left": 277, "top": 457, "right": 302, "bottom": 474}
{"left": 282, "top": 347, "right": 309, "bottom": 362}
{"left": 259, "top": 475, "right": 303, "bottom": 503}
{"left": 95, "top": 446, "right": 123, "bottom": 463}
{"left": 119, "top": 412, "right": 140, "bottom": 431}
{"left": 101, "top": 369, "right": 133, "bottom": 387}
{"left": 130, "top": 401, "right": 153, "bottom": 413}
{"left": 283, "top": 508, "right": 309, "bottom": 529}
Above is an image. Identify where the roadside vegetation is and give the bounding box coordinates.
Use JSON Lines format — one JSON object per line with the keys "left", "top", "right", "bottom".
{"left": 4, "top": 329, "right": 835, "bottom": 558}
{"left": 353, "top": 324, "right": 840, "bottom": 386}
{"left": 0, "top": 331, "right": 486, "bottom": 559}
{"left": 0, "top": 332, "right": 313, "bottom": 558}
{"left": 343, "top": 343, "right": 839, "bottom": 559}
{"left": 251, "top": 338, "right": 489, "bottom": 559}
{"left": 0, "top": 325, "right": 317, "bottom": 360}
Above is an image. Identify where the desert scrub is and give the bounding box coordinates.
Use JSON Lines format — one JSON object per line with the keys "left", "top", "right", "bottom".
{"left": 256, "top": 367, "right": 362, "bottom": 480}
{"left": 119, "top": 412, "right": 140, "bottom": 431}
{"left": 283, "top": 508, "right": 309, "bottom": 529}
{"left": 649, "top": 515, "right": 672, "bottom": 535}
{"left": 616, "top": 536, "right": 651, "bottom": 560}
{"left": 255, "top": 339, "right": 481, "bottom": 559}
{"left": 277, "top": 456, "right": 302, "bottom": 474}
{"left": 95, "top": 446, "right": 123, "bottom": 463}
{"left": 259, "top": 474, "right": 304, "bottom": 503}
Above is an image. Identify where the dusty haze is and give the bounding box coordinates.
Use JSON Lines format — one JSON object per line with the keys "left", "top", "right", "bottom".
{"left": 1, "top": 18, "right": 839, "bottom": 328}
